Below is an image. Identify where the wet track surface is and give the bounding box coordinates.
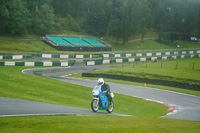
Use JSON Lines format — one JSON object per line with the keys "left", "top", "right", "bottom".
{"left": 1, "top": 64, "right": 200, "bottom": 120}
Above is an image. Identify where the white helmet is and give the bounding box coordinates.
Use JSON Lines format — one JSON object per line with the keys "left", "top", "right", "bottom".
{"left": 97, "top": 78, "right": 104, "bottom": 86}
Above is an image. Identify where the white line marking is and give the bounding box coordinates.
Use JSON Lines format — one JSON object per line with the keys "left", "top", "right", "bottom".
{"left": 0, "top": 113, "right": 76, "bottom": 117}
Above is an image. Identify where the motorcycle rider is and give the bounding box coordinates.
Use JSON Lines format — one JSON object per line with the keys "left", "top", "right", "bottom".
{"left": 97, "top": 78, "right": 112, "bottom": 102}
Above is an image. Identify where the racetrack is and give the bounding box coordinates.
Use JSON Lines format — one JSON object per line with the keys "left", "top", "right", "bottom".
{"left": 1, "top": 64, "right": 200, "bottom": 121}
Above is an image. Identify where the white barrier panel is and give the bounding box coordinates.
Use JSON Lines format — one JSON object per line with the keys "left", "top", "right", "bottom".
{"left": 128, "top": 58, "right": 135, "bottom": 62}
{"left": 103, "top": 54, "right": 109, "bottom": 58}
{"left": 191, "top": 55, "right": 195, "bottom": 58}
{"left": 147, "top": 53, "right": 152, "bottom": 56}
{"left": 76, "top": 55, "right": 84, "bottom": 58}
{"left": 189, "top": 51, "right": 194, "bottom": 54}
{"left": 197, "top": 50, "right": 200, "bottom": 54}
{"left": 61, "top": 62, "right": 68, "bottom": 66}
{"left": 42, "top": 54, "right": 52, "bottom": 58}
{"left": 25, "top": 62, "right": 34, "bottom": 66}
{"left": 13, "top": 55, "right": 23, "bottom": 59}
{"left": 60, "top": 54, "right": 69, "bottom": 58}
{"left": 182, "top": 51, "right": 186, "bottom": 54}
{"left": 136, "top": 53, "right": 142, "bottom": 57}
{"left": 156, "top": 52, "right": 161, "bottom": 56}
{"left": 126, "top": 54, "right": 132, "bottom": 58}
{"left": 103, "top": 60, "right": 110, "bottom": 64}
{"left": 116, "top": 59, "right": 123, "bottom": 63}
{"left": 151, "top": 57, "right": 157, "bottom": 61}
{"left": 115, "top": 54, "right": 121, "bottom": 58}
{"left": 43, "top": 62, "right": 53, "bottom": 66}
{"left": 162, "top": 56, "right": 167, "bottom": 60}
{"left": 0, "top": 56, "right": 3, "bottom": 59}
{"left": 5, "top": 62, "right": 15, "bottom": 66}
{"left": 165, "top": 52, "right": 170, "bottom": 55}
{"left": 87, "top": 61, "right": 95, "bottom": 66}
{"left": 140, "top": 58, "right": 146, "bottom": 61}
{"left": 174, "top": 52, "right": 178, "bottom": 55}
{"left": 181, "top": 55, "right": 185, "bottom": 58}
{"left": 172, "top": 56, "right": 177, "bottom": 59}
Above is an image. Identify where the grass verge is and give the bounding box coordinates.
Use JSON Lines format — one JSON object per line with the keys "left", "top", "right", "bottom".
{"left": 93, "top": 58, "right": 200, "bottom": 84}
{"left": 0, "top": 66, "right": 168, "bottom": 117}
{"left": 0, "top": 116, "right": 200, "bottom": 133}
{"left": 0, "top": 41, "right": 57, "bottom": 52}
{"left": 69, "top": 73, "right": 200, "bottom": 97}
{"left": 69, "top": 58, "right": 200, "bottom": 97}
{"left": 0, "top": 66, "right": 200, "bottom": 132}
{"left": 110, "top": 40, "right": 200, "bottom": 51}
{"left": 0, "top": 34, "right": 199, "bottom": 52}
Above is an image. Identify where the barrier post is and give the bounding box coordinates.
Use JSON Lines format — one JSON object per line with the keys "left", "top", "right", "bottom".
{"left": 193, "top": 62, "right": 195, "bottom": 70}
{"left": 144, "top": 83, "right": 147, "bottom": 87}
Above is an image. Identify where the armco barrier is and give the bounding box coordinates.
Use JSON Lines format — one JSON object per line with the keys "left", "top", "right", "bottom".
{"left": 86, "top": 53, "right": 200, "bottom": 66}
{"left": 102, "top": 49, "right": 200, "bottom": 59}
{"left": 0, "top": 53, "right": 103, "bottom": 60}
{"left": 0, "top": 60, "right": 75, "bottom": 67}
{"left": 82, "top": 73, "right": 200, "bottom": 91}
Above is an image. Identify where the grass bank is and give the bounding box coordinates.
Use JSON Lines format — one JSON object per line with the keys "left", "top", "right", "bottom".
{"left": 69, "top": 58, "right": 200, "bottom": 97}
{"left": 0, "top": 116, "right": 200, "bottom": 133}
{"left": 0, "top": 66, "right": 200, "bottom": 132}
{"left": 110, "top": 40, "right": 200, "bottom": 51}
{"left": 0, "top": 66, "right": 169, "bottom": 117}
{"left": 94, "top": 58, "right": 200, "bottom": 84}
{"left": 0, "top": 41, "right": 57, "bottom": 52}
{"left": 1, "top": 34, "right": 199, "bottom": 52}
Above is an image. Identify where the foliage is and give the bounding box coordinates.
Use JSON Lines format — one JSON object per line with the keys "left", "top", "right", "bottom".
{"left": 32, "top": 4, "right": 55, "bottom": 35}
{"left": 0, "top": 0, "right": 200, "bottom": 40}
{"left": 198, "top": 10, "right": 200, "bottom": 37}
{"left": 0, "top": 0, "right": 31, "bottom": 35}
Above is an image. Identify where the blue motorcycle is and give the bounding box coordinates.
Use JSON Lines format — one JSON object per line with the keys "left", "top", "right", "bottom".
{"left": 91, "top": 85, "right": 114, "bottom": 113}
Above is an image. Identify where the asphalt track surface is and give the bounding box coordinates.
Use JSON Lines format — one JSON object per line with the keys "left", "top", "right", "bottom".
{"left": 1, "top": 64, "right": 200, "bottom": 121}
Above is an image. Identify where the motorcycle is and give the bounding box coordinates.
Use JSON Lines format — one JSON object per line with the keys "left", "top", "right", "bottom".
{"left": 91, "top": 85, "right": 114, "bottom": 113}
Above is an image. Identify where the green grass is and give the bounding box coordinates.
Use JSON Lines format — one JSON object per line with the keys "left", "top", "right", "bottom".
{"left": 111, "top": 40, "right": 172, "bottom": 51}
{"left": 110, "top": 40, "right": 200, "bottom": 51}
{"left": 0, "top": 66, "right": 199, "bottom": 133}
{"left": 1, "top": 33, "right": 199, "bottom": 52}
{"left": 0, "top": 41, "right": 57, "bottom": 52}
{"left": 69, "top": 58, "right": 200, "bottom": 97}
{"left": 1, "top": 32, "right": 200, "bottom": 132}
{"left": 93, "top": 58, "right": 200, "bottom": 84}
{"left": 0, "top": 34, "right": 41, "bottom": 40}
{"left": 69, "top": 73, "right": 200, "bottom": 97}
{"left": 0, "top": 66, "right": 169, "bottom": 117}
{"left": 0, "top": 116, "right": 200, "bottom": 133}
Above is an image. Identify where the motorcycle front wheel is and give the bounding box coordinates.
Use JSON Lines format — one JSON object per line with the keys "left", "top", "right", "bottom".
{"left": 91, "top": 99, "right": 99, "bottom": 112}
{"left": 107, "top": 101, "right": 114, "bottom": 113}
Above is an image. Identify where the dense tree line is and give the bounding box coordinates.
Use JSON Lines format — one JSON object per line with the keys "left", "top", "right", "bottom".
{"left": 0, "top": 0, "right": 200, "bottom": 43}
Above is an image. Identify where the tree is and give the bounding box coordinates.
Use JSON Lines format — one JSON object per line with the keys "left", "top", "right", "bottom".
{"left": 197, "top": 10, "right": 200, "bottom": 37}
{"left": 136, "top": 0, "right": 153, "bottom": 41}
{"left": 109, "top": 0, "right": 152, "bottom": 44}
{"left": 32, "top": 4, "right": 55, "bottom": 35}
{"left": 0, "top": 0, "right": 30, "bottom": 35}
{"left": 52, "top": 0, "right": 71, "bottom": 17}
{"left": 149, "top": 0, "right": 173, "bottom": 32}
{"left": 84, "top": 0, "right": 108, "bottom": 36}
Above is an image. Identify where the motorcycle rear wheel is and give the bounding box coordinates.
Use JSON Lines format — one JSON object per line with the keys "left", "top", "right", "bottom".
{"left": 107, "top": 101, "right": 114, "bottom": 113}
{"left": 91, "top": 99, "right": 99, "bottom": 112}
